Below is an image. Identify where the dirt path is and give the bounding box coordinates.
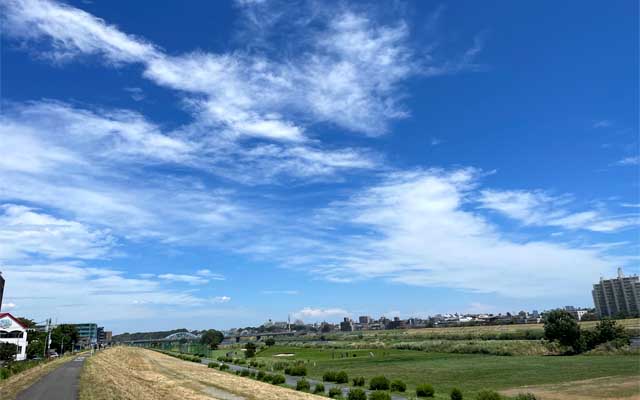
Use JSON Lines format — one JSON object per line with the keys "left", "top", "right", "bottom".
{"left": 79, "top": 347, "right": 324, "bottom": 400}
{"left": 501, "top": 375, "right": 640, "bottom": 400}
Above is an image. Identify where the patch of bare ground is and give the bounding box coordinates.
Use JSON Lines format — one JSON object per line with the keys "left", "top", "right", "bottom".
{"left": 0, "top": 355, "right": 78, "bottom": 400}
{"left": 501, "top": 375, "right": 640, "bottom": 400}
{"left": 79, "top": 347, "right": 324, "bottom": 400}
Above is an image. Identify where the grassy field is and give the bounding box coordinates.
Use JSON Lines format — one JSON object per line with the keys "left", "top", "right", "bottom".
{"left": 79, "top": 347, "right": 323, "bottom": 400}
{"left": 256, "top": 345, "right": 640, "bottom": 398}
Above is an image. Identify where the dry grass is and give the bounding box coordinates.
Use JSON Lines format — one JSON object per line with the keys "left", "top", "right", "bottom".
{"left": 80, "top": 347, "right": 324, "bottom": 400}
{"left": 501, "top": 375, "right": 640, "bottom": 400}
{"left": 0, "top": 355, "right": 77, "bottom": 400}
{"left": 400, "top": 318, "right": 640, "bottom": 336}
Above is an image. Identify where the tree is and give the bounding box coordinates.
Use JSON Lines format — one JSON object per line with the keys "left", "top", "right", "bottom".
{"left": 0, "top": 343, "right": 17, "bottom": 363}
{"left": 594, "top": 318, "right": 627, "bottom": 343}
{"left": 245, "top": 342, "right": 257, "bottom": 358}
{"left": 200, "top": 329, "right": 224, "bottom": 349}
{"left": 264, "top": 337, "right": 276, "bottom": 346}
{"left": 50, "top": 324, "right": 79, "bottom": 354}
{"left": 543, "top": 309, "right": 581, "bottom": 351}
{"left": 16, "top": 317, "right": 45, "bottom": 359}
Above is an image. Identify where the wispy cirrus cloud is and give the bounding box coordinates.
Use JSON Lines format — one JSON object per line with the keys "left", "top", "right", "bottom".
{"left": 615, "top": 156, "right": 639, "bottom": 166}
{"left": 0, "top": 204, "right": 114, "bottom": 260}
{"left": 254, "top": 169, "right": 631, "bottom": 299}
{"left": 478, "top": 189, "right": 637, "bottom": 233}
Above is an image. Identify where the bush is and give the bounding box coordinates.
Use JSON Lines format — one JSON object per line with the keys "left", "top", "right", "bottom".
{"left": 353, "top": 376, "right": 366, "bottom": 386}
{"left": 348, "top": 388, "right": 367, "bottom": 400}
{"left": 313, "top": 383, "right": 325, "bottom": 394}
{"left": 390, "top": 379, "right": 406, "bottom": 392}
{"left": 207, "top": 362, "right": 219, "bottom": 368}
{"left": 323, "top": 371, "right": 338, "bottom": 382}
{"left": 218, "top": 364, "right": 229, "bottom": 371}
{"left": 256, "top": 370, "right": 266, "bottom": 381}
{"left": 285, "top": 364, "right": 307, "bottom": 376}
{"left": 416, "top": 384, "right": 435, "bottom": 397}
{"left": 369, "top": 376, "right": 390, "bottom": 391}
{"left": 296, "top": 378, "right": 311, "bottom": 392}
{"left": 262, "top": 373, "right": 273, "bottom": 383}
{"left": 328, "top": 387, "right": 343, "bottom": 398}
{"left": 369, "top": 391, "right": 391, "bottom": 400}
{"left": 450, "top": 388, "right": 463, "bottom": 400}
{"left": 240, "top": 369, "right": 251, "bottom": 377}
{"left": 270, "top": 374, "right": 286, "bottom": 385}
{"left": 513, "top": 394, "right": 537, "bottom": 400}
{"left": 336, "top": 370, "right": 349, "bottom": 384}
{"left": 475, "top": 390, "right": 501, "bottom": 400}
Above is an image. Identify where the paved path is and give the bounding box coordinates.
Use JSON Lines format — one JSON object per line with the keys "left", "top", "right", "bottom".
{"left": 17, "top": 356, "right": 87, "bottom": 400}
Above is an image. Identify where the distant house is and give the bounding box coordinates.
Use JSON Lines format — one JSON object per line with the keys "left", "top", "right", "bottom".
{"left": 0, "top": 313, "right": 28, "bottom": 361}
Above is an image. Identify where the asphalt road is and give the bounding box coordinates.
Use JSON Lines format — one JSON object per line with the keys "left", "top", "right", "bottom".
{"left": 17, "top": 356, "right": 86, "bottom": 400}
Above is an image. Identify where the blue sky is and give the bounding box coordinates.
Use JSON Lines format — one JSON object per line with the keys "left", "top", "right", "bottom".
{"left": 0, "top": 0, "right": 638, "bottom": 333}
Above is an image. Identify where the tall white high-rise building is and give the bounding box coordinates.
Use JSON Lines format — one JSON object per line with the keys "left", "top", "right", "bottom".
{"left": 592, "top": 268, "right": 640, "bottom": 318}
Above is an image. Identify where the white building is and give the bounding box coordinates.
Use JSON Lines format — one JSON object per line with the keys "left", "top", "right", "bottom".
{"left": 0, "top": 313, "right": 28, "bottom": 361}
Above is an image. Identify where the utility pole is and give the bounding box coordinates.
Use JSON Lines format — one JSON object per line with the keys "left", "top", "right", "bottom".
{"left": 43, "top": 318, "right": 52, "bottom": 358}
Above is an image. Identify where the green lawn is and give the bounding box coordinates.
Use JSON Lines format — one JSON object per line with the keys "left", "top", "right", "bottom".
{"left": 257, "top": 346, "right": 640, "bottom": 397}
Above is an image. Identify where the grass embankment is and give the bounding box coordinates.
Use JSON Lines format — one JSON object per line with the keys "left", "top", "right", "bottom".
{"left": 79, "top": 346, "right": 323, "bottom": 400}
{"left": 0, "top": 354, "right": 78, "bottom": 400}
{"left": 257, "top": 346, "right": 640, "bottom": 398}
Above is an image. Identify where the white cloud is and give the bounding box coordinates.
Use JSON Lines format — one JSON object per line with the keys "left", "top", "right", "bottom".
{"left": 1, "top": 0, "right": 482, "bottom": 142}
{"left": 1, "top": 0, "right": 159, "bottom": 63}
{"left": 292, "top": 307, "right": 349, "bottom": 321}
{"left": 0, "top": 263, "right": 227, "bottom": 323}
{"left": 479, "top": 189, "right": 637, "bottom": 233}
{"left": 157, "top": 273, "right": 209, "bottom": 285}
{"left": 616, "top": 156, "right": 639, "bottom": 166}
{"left": 0, "top": 204, "right": 114, "bottom": 260}
{"left": 212, "top": 296, "right": 231, "bottom": 303}
{"left": 593, "top": 120, "right": 613, "bottom": 129}
{"left": 196, "top": 269, "right": 225, "bottom": 280}
{"left": 269, "top": 169, "right": 626, "bottom": 299}
{"left": 261, "top": 290, "right": 299, "bottom": 295}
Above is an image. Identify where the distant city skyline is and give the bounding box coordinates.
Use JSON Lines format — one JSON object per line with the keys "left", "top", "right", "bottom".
{"left": 0, "top": 0, "right": 638, "bottom": 333}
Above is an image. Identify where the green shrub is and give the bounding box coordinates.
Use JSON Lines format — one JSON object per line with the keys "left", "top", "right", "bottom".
{"left": 285, "top": 364, "right": 307, "bottom": 376}
{"left": 475, "top": 390, "right": 501, "bottom": 400}
{"left": 348, "top": 388, "right": 367, "bottom": 400}
{"left": 296, "top": 378, "right": 311, "bottom": 392}
{"left": 353, "top": 376, "right": 366, "bottom": 386}
{"left": 256, "top": 370, "right": 266, "bottom": 380}
{"left": 262, "top": 373, "right": 273, "bottom": 383}
{"left": 218, "top": 364, "right": 229, "bottom": 371}
{"left": 313, "top": 383, "right": 325, "bottom": 394}
{"left": 369, "top": 391, "right": 391, "bottom": 400}
{"left": 369, "top": 376, "right": 390, "bottom": 391}
{"left": 450, "top": 388, "right": 463, "bottom": 400}
{"left": 328, "top": 387, "right": 343, "bottom": 398}
{"left": 336, "top": 371, "right": 349, "bottom": 384}
{"left": 207, "top": 362, "right": 219, "bottom": 368}
{"left": 513, "top": 394, "right": 537, "bottom": 400}
{"left": 390, "top": 379, "right": 406, "bottom": 392}
{"left": 240, "top": 369, "right": 251, "bottom": 377}
{"left": 270, "top": 374, "right": 286, "bottom": 385}
{"left": 416, "top": 384, "right": 435, "bottom": 397}
{"left": 323, "top": 371, "right": 337, "bottom": 382}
